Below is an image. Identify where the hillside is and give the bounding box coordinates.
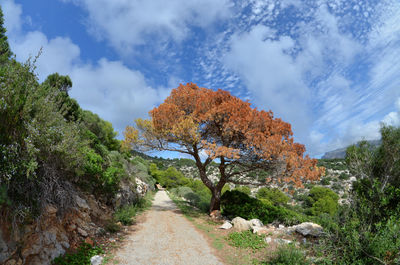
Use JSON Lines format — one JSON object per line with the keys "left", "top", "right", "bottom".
{"left": 322, "top": 139, "right": 381, "bottom": 159}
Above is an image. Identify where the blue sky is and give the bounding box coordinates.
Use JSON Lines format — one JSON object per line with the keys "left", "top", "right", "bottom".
{"left": 3, "top": 0, "right": 400, "bottom": 157}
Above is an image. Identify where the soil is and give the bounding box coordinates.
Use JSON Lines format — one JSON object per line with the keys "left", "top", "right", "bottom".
{"left": 112, "top": 191, "right": 224, "bottom": 265}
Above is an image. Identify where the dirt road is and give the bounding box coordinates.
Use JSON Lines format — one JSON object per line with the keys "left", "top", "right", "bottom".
{"left": 114, "top": 191, "right": 224, "bottom": 265}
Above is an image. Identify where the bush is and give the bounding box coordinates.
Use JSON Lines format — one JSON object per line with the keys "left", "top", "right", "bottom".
{"left": 267, "top": 244, "right": 310, "bottom": 265}
{"left": 339, "top": 173, "right": 350, "bottom": 180}
{"left": 227, "top": 230, "right": 267, "bottom": 249}
{"left": 256, "top": 187, "right": 289, "bottom": 206}
{"left": 306, "top": 186, "right": 339, "bottom": 216}
{"left": 320, "top": 177, "right": 331, "bottom": 185}
{"left": 221, "top": 190, "right": 306, "bottom": 225}
{"left": 310, "top": 196, "right": 338, "bottom": 216}
{"left": 52, "top": 243, "right": 103, "bottom": 265}
{"left": 114, "top": 204, "right": 137, "bottom": 225}
{"left": 234, "top": 186, "right": 251, "bottom": 195}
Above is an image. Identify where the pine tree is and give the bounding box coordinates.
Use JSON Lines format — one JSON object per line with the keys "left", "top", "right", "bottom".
{"left": 0, "top": 6, "right": 12, "bottom": 64}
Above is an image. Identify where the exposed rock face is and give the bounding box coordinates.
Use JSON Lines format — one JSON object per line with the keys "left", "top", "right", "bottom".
{"left": 0, "top": 190, "right": 113, "bottom": 265}
{"left": 232, "top": 217, "right": 252, "bottom": 231}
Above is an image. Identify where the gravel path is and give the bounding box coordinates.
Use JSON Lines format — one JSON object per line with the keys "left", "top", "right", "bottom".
{"left": 114, "top": 191, "right": 224, "bottom": 265}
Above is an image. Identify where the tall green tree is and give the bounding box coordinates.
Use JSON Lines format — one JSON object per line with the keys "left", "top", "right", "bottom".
{"left": 0, "top": 6, "right": 12, "bottom": 64}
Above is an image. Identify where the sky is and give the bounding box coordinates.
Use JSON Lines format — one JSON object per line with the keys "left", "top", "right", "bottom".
{"left": 3, "top": 0, "right": 400, "bottom": 158}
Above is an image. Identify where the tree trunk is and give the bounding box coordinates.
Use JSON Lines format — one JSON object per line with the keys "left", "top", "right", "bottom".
{"left": 209, "top": 187, "right": 222, "bottom": 213}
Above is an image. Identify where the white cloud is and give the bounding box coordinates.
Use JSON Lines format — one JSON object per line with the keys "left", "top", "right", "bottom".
{"left": 5, "top": 0, "right": 169, "bottom": 134}
{"left": 224, "top": 25, "right": 312, "bottom": 142}
{"left": 69, "top": 59, "right": 170, "bottom": 132}
{"left": 2, "top": 0, "right": 23, "bottom": 35}
{"left": 64, "top": 0, "right": 232, "bottom": 53}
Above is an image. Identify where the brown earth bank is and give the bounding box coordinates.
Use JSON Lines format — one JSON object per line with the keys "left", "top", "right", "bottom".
{"left": 0, "top": 178, "right": 150, "bottom": 265}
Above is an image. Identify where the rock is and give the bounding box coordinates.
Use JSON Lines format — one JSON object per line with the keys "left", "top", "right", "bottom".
{"left": 219, "top": 221, "right": 232, "bottom": 230}
{"left": 75, "top": 195, "right": 90, "bottom": 210}
{"left": 264, "top": 237, "right": 272, "bottom": 243}
{"left": 0, "top": 230, "right": 10, "bottom": 263}
{"left": 278, "top": 224, "right": 285, "bottom": 229}
{"left": 210, "top": 210, "right": 222, "bottom": 220}
{"left": 77, "top": 228, "right": 88, "bottom": 237}
{"left": 44, "top": 205, "right": 58, "bottom": 216}
{"left": 90, "top": 255, "right": 103, "bottom": 265}
{"left": 276, "top": 238, "right": 292, "bottom": 244}
{"left": 232, "top": 217, "right": 252, "bottom": 231}
{"left": 349, "top": 176, "right": 357, "bottom": 182}
{"left": 295, "top": 222, "right": 323, "bottom": 237}
{"left": 249, "top": 219, "right": 263, "bottom": 227}
{"left": 85, "top": 237, "right": 94, "bottom": 246}
{"left": 252, "top": 226, "right": 269, "bottom": 235}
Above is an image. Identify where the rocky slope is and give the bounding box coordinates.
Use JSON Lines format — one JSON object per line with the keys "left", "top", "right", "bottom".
{"left": 0, "top": 177, "right": 150, "bottom": 265}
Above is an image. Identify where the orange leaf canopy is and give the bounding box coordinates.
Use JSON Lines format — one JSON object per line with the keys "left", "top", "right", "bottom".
{"left": 141, "top": 83, "right": 322, "bottom": 186}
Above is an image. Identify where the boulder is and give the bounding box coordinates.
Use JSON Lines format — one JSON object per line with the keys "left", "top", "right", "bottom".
{"left": 219, "top": 221, "right": 232, "bottom": 230}
{"left": 252, "top": 226, "right": 269, "bottom": 235}
{"left": 232, "top": 217, "right": 252, "bottom": 231}
{"left": 74, "top": 195, "right": 90, "bottom": 210}
{"left": 294, "top": 222, "right": 323, "bottom": 237}
{"left": 276, "top": 238, "right": 292, "bottom": 244}
{"left": 264, "top": 237, "right": 272, "bottom": 243}
{"left": 90, "top": 255, "right": 103, "bottom": 265}
{"left": 249, "top": 219, "right": 263, "bottom": 228}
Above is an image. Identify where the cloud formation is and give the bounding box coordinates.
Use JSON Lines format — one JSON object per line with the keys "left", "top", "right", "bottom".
{"left": 64, "top": 0, "right": 232, "bottom": 54}
{"left": 4, "top": 0, "right": 169, "bottom": 134}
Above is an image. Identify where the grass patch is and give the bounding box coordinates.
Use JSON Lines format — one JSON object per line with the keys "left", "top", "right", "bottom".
{"left": 113, "top": 191, "right": 155, "bottom": 226}
{"left": 265, "top": 244, "right": 310, "bottom": 265}
{"left": 52, "top": 243, "right": 103, "bottom": 265}
{"left": 227, "top": 230, "right": 267, "bottom": 250}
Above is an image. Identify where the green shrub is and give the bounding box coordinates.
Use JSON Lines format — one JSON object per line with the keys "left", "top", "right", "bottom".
{"left": 114, "top": 204, "right": 137, "bottom": 225}
{"left": 256, "top": 187, "right": 289, "bottom": 206}
{"left": 52, "top": 243, "right": 103, "bottom": 265}
{"left": 320, "top": 177, "right": 331, "bottom": 185}
{"left": 339, "top": 173, "right": 350, "bottom": 180}
{"left": 221, "top": 190, "right": 306, "bottom": 225}
{"left": 267, "top": 244, "right": 310, "bottom": 265}
{"left": 227, "top": 230, "right": 267, "bottom": 249}
{"left": 307, "top": 186, "right": 339, "bottom": 216}
{"left": 234, "top": 186, "right": 252, "bottom": 195}
{"left": 310, "top": 196, "right": 338, "bottom": 216}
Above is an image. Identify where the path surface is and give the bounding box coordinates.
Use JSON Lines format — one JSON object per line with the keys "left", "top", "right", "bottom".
{"left": 114, "top": 191, "right": 224, "bottom": 265}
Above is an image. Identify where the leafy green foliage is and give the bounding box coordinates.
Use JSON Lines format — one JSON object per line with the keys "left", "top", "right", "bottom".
{"left": 315, "top": 126, "right": 400, "bottom": 264}
{"left": 234, "top": 185, "right": 252, "bottom": 195}
{"left": 81, "top": 110, "right": 120, "bottom": 151}
{"left": 256, "top": 187, "right": 289, "bottom": 206}
{"left": 221, "top": 190, "right": 306, "bottom": 225}
{"left": 0, "top": 7, "right": 11, "bottom": 64}
{"left": 227, "top": 230, "right": 267, "bottom": 250}
{"left": 306, "top": 186, "right": 339, "bottom": 216}
{"left": 149, "top": 163, "right": 189, "bottom": 189}
{"left": 267, "top": 244, "right": 310, "bottom": 265}
{"left": 52, "top": 243, "right": 103, "bottom": 265}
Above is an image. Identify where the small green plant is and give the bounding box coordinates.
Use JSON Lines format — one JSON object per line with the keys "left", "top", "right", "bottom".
{"left": 339, "top": 173, "right": 350, "bottom": 180}
{"left": 227, "top": 230, "right": 267, "bottom": 250}
{"left": 114, "top": 204, "right": 137, "bottom": 225}
{"left": 52, "top": 243, "right": 103, "bottom": 265}
{"left": 267, "top": 243, "right": 310, "bottom": 265}
{"left": 105, "top": 220, "right": 121, "bottom": 233}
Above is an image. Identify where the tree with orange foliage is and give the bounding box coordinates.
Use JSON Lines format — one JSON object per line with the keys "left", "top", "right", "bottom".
{"left": 123, "top": 83, "right": 324, "bottom": 213}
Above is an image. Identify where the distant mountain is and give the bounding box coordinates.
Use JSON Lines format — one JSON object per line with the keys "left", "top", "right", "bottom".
{"left": 322, "top": 139, "right": 381, "bottom": 159}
